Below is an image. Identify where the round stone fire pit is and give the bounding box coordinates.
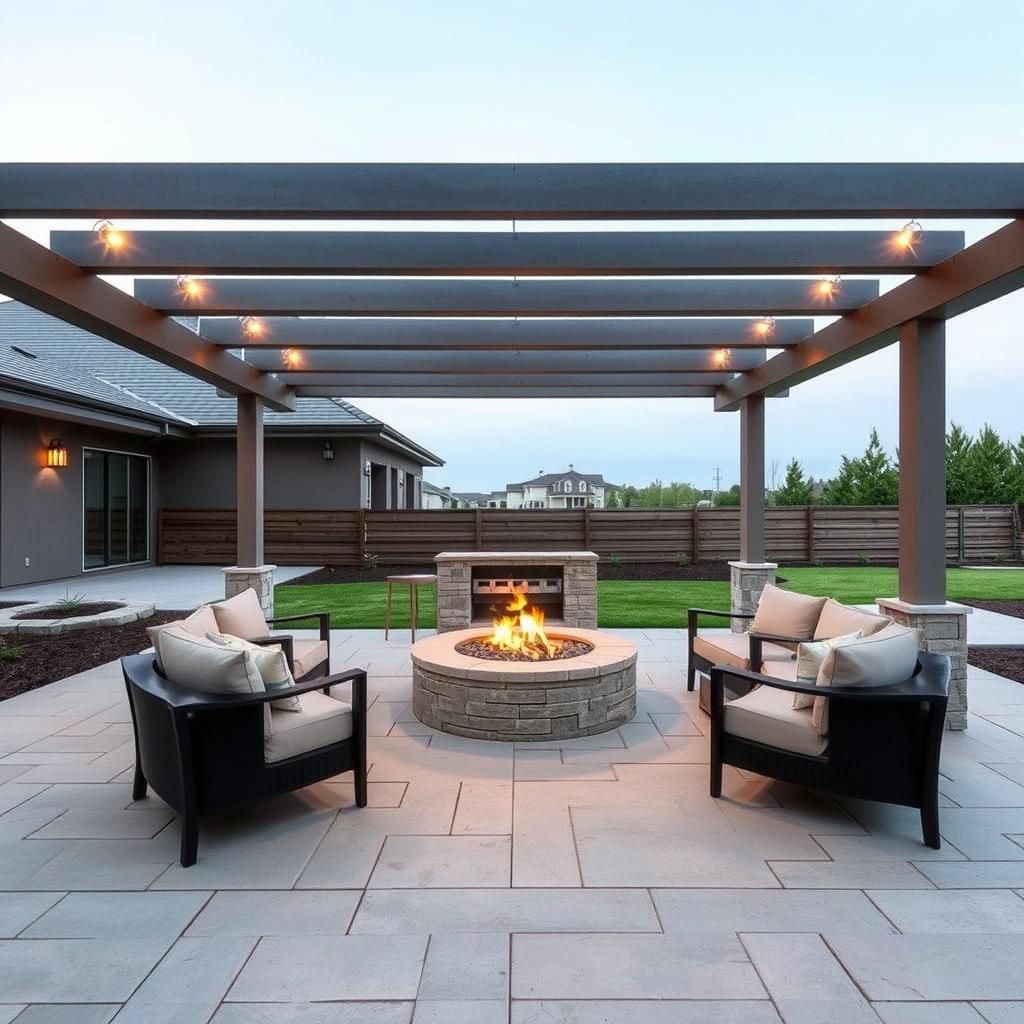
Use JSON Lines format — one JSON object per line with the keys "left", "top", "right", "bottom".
{"left": 411, "top": 627, "right": 637, "bottom": 741}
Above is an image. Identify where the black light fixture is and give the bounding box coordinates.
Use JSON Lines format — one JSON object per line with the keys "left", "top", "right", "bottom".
{"left": 46, "top": 439, "right": 69, "bottom": 469}
{"left": 321, "top": 440, "right": 335, "bottom": 462}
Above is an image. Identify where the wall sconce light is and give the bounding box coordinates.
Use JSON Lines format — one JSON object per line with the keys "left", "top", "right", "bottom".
{"left": 364, "top": 460, "right": 372, "bottom": 477}
{"left": 46, "top": 439, "right": 69, "bottom": 469}
{"left": 322, "top": 440, "right": 335, "bottom": 462}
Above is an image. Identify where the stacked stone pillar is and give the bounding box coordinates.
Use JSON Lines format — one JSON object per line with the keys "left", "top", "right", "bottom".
{"left": 728, "top": 561, "right": 777, "bottom": 633}
{"left": 223, "top": 565, "right": 277, "bottom": 617}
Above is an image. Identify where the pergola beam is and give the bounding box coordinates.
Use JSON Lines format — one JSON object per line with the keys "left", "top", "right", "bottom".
{"left": 201, "top": 316, "right": 810, "bottom": 350}
{"left": 716, "top": 220, "right": 1024, "bottom": 411}
{"left": 140, "top": 278, "right": 880, "bottom": 316}
{"left": 53, "top": 230, "right": 963, "bottom": 276}
{"left": 277, "top": 371, "right": 734, "bottom": 388}
{"left": 5, "top": 163, "right": 1023, "bottom": 218}
{"left": 0, "top": 223, "right": 295, "bottom": 412}
{"left": 243, "top": 349, "right": 764, "bottom": 375}
{"left": 294, "top": 385, "right": 718, "bottom": 398}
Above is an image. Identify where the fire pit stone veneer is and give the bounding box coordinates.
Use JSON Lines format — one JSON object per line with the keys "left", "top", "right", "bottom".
{"left": 411, "top": 626, "right": 637, "bottom": 741}
{"left": 435, "top": 550, "right": 598, "bottom": 633}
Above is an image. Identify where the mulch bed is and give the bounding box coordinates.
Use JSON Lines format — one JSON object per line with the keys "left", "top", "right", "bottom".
{"left": 0, "top": 610, "right": 184, "bottom": 702}
{"left": 283, "top": 559, "right": 734, "bottom": 585}
{"left": 968, "top": 646, "right": 1024, "bottom": 685}
{"left": 965, "top": 600, "right": 1024, "bottom": 620}
{"left": 13, "top": 602, "right": 124, "bottom": 620}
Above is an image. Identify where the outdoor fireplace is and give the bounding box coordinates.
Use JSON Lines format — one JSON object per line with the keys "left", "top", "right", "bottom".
{"left": 435, "top": 550, "right": 598, "bottom": 632}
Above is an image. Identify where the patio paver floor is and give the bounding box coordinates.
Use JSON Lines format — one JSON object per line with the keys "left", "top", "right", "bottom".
{"left": 2, "top": 628, "right": 1024, "bottom": 1021}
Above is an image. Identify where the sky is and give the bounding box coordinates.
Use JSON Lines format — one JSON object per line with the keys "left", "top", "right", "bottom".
{"left": 2, "top": 0, "right": 1023, "bottom": 492}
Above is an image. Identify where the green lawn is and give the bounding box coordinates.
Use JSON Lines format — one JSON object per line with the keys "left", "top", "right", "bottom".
{"left": 275, "top": 566, "right": 1022, "bottom": 630}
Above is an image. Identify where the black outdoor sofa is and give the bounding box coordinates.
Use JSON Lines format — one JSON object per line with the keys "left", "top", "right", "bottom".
{"left": 122, "top": 652, "right": 367, "bottom": 867}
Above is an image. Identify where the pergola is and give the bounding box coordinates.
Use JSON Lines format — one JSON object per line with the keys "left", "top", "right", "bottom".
{"left": 1, "top": 163, "right": 1022, "bottom": 726}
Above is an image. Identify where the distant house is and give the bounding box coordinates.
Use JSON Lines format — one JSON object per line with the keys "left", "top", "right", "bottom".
{"left": 0, "top": 301, "right": 443, "bottom": 588}
{"left": 422, "top": 481, "right": 455, "bottom": 509}
{"left": 505, "top": 466, "right": 616, "bottom": 509}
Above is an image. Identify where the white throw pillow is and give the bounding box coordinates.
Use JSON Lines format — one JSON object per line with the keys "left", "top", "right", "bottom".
{"left": 791, "top": 630, "right": 863, "bottom": 710}
{"left": 207, "top": 631, "right": 302, "bottom": 712}
{"left": 812, "top": 624, "right": 922, "bottom": 734}
{"left": 157, "top": 629, "right": 272, "bottom": 739}
{"left": 211, "top": 589, "right": 269, "bottom": 641}
{"left": 751, "top": 584, "right": 827, "bottom": 642}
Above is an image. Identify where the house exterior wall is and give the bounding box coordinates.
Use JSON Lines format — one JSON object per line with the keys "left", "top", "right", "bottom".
{"left": 0, "top": 411, "right": 161, "bottom": 588}
{"left": 157, "top": 436, "right": 365, "bottom": 510}
{"left": 359, "top": 439, "right": 425, "bottom": 510}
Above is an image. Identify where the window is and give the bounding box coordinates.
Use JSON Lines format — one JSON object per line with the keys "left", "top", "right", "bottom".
{"left": 579, "top": 480, "right": 587, "bottom": 492}
{"left": 83, "top": 449, "right": 150, "bottom": 569}
{"left": 569, "top": 496, "right": 588, "bottom": 508}
{"left": 563, "top": 480, "right": 572, "bottom": 493}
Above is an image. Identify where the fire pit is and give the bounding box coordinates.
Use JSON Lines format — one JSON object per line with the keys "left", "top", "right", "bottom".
{"left": 411, "top": 585, "right": 636, "bottom": 741}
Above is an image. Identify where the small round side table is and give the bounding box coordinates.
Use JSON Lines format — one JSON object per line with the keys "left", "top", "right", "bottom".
{"left": 384, "top": 574, "right": 437, "bottom": 643}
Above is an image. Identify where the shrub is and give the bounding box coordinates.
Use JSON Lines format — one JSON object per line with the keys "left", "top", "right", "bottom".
{"left": 607, "top": 553, "right": 623, "bottom": 568}
{"left": 362, "top": 552, "right": 380, "bottom": 570}
{"left": 675, "top": 551, "right": 690, "bottom": 568}
{"left": 54, "top": 591, "right": 87, "bottom": 612}
{"left": 0, "top": 639, "right": 25, "bottom": 663}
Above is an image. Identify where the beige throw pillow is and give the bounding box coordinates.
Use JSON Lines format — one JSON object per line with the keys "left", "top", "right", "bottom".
{"left": 792, "top": 631, "right": 863, "bottom": 710}
{"left": 145, "top": 604, "right": 221, "bottom": 673}
{"left": 211, "top": 589, "right": 269, "bottom": 641}
{"left": 811, "top": 624, "right": 922, "bottom": 734}
{"left": 751, "top": 584, "right": 827, "bottom": 641}
{"left": 207, "top": 632, "right": 302, "bottom": 712}
{"left": 813, "top": 599, "right": 891, "bottom": 640}
{"left": 157, "top": 629, "right": 272, "bottom": 739}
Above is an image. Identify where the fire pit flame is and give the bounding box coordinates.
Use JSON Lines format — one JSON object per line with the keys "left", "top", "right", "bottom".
{"left": 486, "top": 583, "right": 557, "bottom": 660}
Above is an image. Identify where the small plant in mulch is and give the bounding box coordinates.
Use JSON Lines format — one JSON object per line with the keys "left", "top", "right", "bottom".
{"left": 675, "top": 551, "right": 690, "bottom": 568}
{"left": 54, "top": 590, "right": 88, "bottom": 612}
{"left": 0, "top": 639, "right": 25, "bottom": 663}
{"left": 607, "top": 553, "right": 623, "bottom": 568}
{"left": 362, "top": 552, "right": 381, "bottom": 570}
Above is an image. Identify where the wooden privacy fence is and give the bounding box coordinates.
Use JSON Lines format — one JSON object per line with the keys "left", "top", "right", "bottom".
{"left": 158, "top": 505, "right": 1021, "bottom": 566}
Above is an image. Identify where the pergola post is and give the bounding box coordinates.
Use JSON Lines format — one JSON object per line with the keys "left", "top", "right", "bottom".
{"left": 729, "top": 394, "right": 777, "bottom": 632}
{"left": 878, "top": 318, "right": 970, "bottom": 729}
{"left": 222, "top": 395, "right": 276, "bottom": 617}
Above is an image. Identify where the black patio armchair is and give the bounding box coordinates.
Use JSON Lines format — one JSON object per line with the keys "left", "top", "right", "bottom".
{"left": 708, "top": 651, "right": 950, "bottom": 848}
{"left": 247, "top": 611, "right": 332, "bottom": 682}
{"left": 122, "top": 652, "right": 367, "bottom": 867}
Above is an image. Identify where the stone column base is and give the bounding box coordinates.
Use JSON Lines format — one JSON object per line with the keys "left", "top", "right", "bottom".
{"left": 728, "top": 561, "right": 777, "bottom": 633}
{"left": 877, "top": 598, "right": 972, "bottom": 731}
{"left": 222, "top": 565, "right": 277, "bottom": 618}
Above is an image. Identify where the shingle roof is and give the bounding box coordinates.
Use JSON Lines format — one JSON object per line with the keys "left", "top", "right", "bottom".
{"left": 0, "top": 301, "right": 443, "bottom": 464}
{"left": 507, "top": 469, "right": 611, "bottom": 488}
{"left": 0, "top": 300, "right": 379, "bottom": 429}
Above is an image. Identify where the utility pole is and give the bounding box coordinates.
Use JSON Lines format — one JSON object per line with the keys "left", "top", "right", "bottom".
{"left": 712, "top": 466, "right": 722, "bottom": 504}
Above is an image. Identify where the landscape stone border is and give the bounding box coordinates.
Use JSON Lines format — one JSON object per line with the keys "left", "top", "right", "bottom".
{"left": 0, "top": 600, "right": 156, "bottom": 636}
{"left": 411, "top": 626, "right": 637, "bottom": 741}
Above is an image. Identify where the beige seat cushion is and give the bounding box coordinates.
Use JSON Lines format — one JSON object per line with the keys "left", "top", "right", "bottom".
{"left": 146, "top": 605, "right": 220, "bottom": 672}
{"left": 293, "top": 639, "right": 329, "bottom": 679}
{"left": 211, "top": 589, "right": 268, "bottom": 641}
{"left": 264, "top": 691, "right": 354, "bottom": 764}
{"left": 812, "top": 623, "right": 923, "bottom": 734}
{"left": 751, "top": 584, "right": 826, "bottom": 641}
{"left": 692, "top": 632, "right": 794, "bottom": 672}
{"left": 813, "top": 599, "right": 891, "bottom": 640}
{"left": 724, "top": 684, "right": 827, "bottom": 757}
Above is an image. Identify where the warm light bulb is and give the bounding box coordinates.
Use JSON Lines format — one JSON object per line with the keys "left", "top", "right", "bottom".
{"left": 713, "top": 347, "right": 733, "bottom": 369}
{"left": 893, "top": 219, "right": 923, "bottom": 253}
{"left": 240, "top": 316, "right": 266, "bottom": 340}
{"left": 753, "top": 316, "right": 776, "bottom": 339}
{"left": 281, "top": 347, "right": 301, "bottom": 369}
{"left": 175, "top": 276, "right": 203, "bottom": 301}
{"left": 814, "top": 275, "right": 842, "bottom": 301}
{"left": 93, "top": 219, "right": 127, "bottom": 251}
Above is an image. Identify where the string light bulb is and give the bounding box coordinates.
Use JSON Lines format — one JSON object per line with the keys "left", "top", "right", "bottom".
{"left": 240, "top": 316, "right": 266, "bottom": 340}
{"left": 814, "top": 275, "right": 842, "bottom": 301}
{"left": 175, "top": 275, "right": 203, "bottom": 301}
{"left": 712, "top": 347, "right": 733, "bottom": 370}
{"left": 753, "top": 316, "right": 776, "bottom": 339}
{"left": 281, "top": 347, "right": 301, "bottom": 369}
{"left": 893, "top": 219, "right": 923, "bottom": 253}
{"left": 93, "top": 219, "right": 126, "bottom": 251}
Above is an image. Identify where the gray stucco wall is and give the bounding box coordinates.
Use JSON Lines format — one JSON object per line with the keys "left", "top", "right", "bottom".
{"left": 157, "top": 436, "right": 365, "bottom": 509}
{"left": 361, "top": 439, "right": 424, "bottom": 510}
{"left": 0, "top": 412, "right": 160, "bottom": 588}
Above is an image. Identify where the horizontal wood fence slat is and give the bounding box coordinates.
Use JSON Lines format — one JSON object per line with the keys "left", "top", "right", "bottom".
{"left": 158, "top": 505, "right": 1021, "bottom": 566}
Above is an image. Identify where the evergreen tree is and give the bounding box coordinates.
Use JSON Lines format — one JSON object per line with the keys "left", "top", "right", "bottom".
{"left": 1008, "top": 436, "right": 1024, "bottom": 504}
{"left": 822, "top": 455, "right": 859, "bottom": 505}
{"left": 965, "top": 424, "right": 1013, "bottom": 504}
{"left": 774, "top": 459, "right": 815, "bottom": 505}
{"left": 604, "top": 488, "right": 621, "bottom": 509}
{"left": 851, "top": 428, "right": 898, "bottom": 505}
{"left": 945, "top": 423, "right": 974, "bottom": 504}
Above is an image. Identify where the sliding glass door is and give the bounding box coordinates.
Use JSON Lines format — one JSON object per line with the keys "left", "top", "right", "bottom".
{"left": 83, "top": 449, "right": 150, "bottom": 569}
